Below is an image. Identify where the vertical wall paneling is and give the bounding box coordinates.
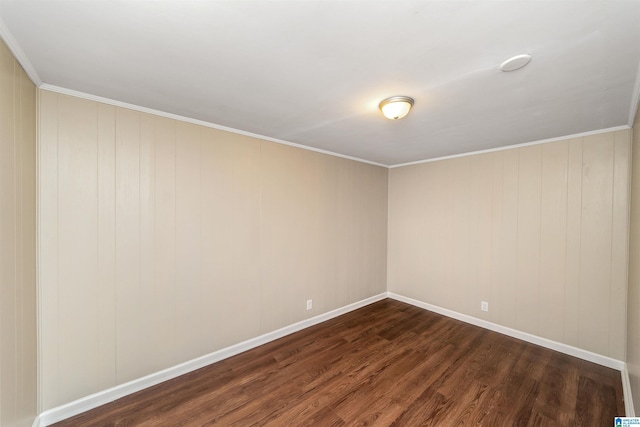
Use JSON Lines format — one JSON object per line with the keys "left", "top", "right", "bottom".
{"left": 0, "top": 38, "right": 37, "bottom": 426}
{"left": 0, "top": 36, "right": 18, "bottom": 423}
{"left": 579, "top": 134, "right": 614, "bottom": 356}
{"left": 489, "top": 152, "right": 504, "bottom": 325}
{"left": 564, "top": 139, "right": 583, "bottom": 347}
{"left": 302, "top": 151, "right": 323, "bottom": 316}
{"left": 611, "top": 130, "right": 630, "bottom": 361}
{"left": 425, "top": 162, "right": 449, "bottom": 306}
{"left": 386, "top": 165, "right": 419, "bottom": 300}
{"left": 38, "top": 90, "right": 59, "bottom": 412}
{"left": 228, "top": 134, "right": 261, "bottom": 346}
{"left": 174, "top": 122, "right": 203, "bottom": 362}
{"left": 57, "top": 95, "right": 100, "bottom": 404}
{"left": 258, "top": 142, "right": 293, "bottom": 333}
{"left": 515, "top": 145, "right": 542, "bottom": 335}
{"left": 470, "top": 154, "right": 493, "bottom": 319}
{"left": 498, "top": 149, "right": 519, "bottom": 328}
{"left": 19, "top": 59, "right": 37, "bottom": 426}
{"left": 139, "top": 113, "right": 156, "bottom": 374}
{"left": 97, "top": 104, "right": 117, "bottom": 390}
{"left": 152, "top": 117, "right": 177, "bottom": 370}
{"left": 200, "top": 130, "right": 261, "bottom": 351}
{"left": 628, "top": 102, "right": 640, "bottom": 412}
{"left": 334, "top": 159, "right": 353, "bottom": 307}
{"left": 114, "top": 108, "right": 142, "bottom": 385}
{"left": 538, "top": 141, "right": 568, "bottom": 343}
{"left": 37, "top": 91, "right": 388, "bottom": 410}
{"left": 199, "top": 127, "right": 235, "bottom": 351}
{"left": 388, "top": 130, "right": 631, "bottom": 359}
{"left": 13, "top": 54, "right": 23, "bottom": 421}
{"left": 450, "top": 157, "right": 472, "bottom": 315}
{"left": 322, "top": 156, "right": 342, "bottom": 310}
{"left": 259, "top": 143, "right": 322, "bottom": 333}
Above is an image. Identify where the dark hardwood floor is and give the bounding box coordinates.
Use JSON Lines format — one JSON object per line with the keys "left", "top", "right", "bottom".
{"left": 53, "top": 299, "right": 625, "bottom": 426}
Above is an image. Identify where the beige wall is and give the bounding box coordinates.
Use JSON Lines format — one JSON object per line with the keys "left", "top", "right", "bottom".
{"left": 388, "top": 130, "right": 631, "bottom": 360}
{"left": 37, "top": 90, "right": 388, "bottom": 410}
{"left": 0, "top": 39, "right": 37, "bottom": 426}
{"left": 628, "top": 102, "right": 640, "bottom": 411}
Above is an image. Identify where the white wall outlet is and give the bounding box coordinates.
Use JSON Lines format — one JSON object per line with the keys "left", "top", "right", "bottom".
{"left": 306, "top": 299, "right": 313, "bottom": 310}
{"left": 481, "top": 301, "right": 489, "bottom": 312}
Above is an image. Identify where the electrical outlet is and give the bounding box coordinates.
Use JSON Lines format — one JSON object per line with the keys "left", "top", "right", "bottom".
{"left": 306, "top": 299, "right": 313, "bottom": 310}
{"left": 481, "top": 301, "right": 489, "bottom": 312}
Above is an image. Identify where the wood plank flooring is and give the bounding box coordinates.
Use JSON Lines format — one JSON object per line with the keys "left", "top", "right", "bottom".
{"left": 53, "top": 299, "right": 625, "bottom": 426}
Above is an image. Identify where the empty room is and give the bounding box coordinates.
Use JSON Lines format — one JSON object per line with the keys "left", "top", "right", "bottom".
{"left": 2, "top": 1, "right": 640, "bottom": 426}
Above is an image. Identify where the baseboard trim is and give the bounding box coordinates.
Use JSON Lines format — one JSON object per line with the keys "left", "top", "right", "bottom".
{"left": 36, "top": 292, "right": 633, "bottom": 424}
{"left": 622, "top": 364, "right": 636, "bottom": 416}
{"left": 37, "top": 292, "right": 387, "bottom": 426}
{"left": 390, "top": 293, "right": 639, "bottom": 417}
{"left": 387, "top": 292, "right": 625, "bottom": 371}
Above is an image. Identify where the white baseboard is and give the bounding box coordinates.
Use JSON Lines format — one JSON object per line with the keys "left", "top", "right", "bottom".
{"left": 389, "top": 293, "right": 640, "bottom": 417}
{"left": 37, "top": 291, "right": 634, "bottom": 425}
{"left": 387, "top": 292, "right": 625, "bottom": 371}
{"left": 37, "top": 292, "right": 387, "bottom": 426}
{"left": 622, "top": 364, "right": 636, "bottom": 416}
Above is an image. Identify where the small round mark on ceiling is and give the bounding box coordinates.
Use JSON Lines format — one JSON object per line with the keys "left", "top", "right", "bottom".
{"left": 500, "top": 54, "right": 532, "bottom": 72}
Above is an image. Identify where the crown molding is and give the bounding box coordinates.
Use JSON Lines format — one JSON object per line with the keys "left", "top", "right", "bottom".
{"left": 0, "top": 15, "right": 42, "bottom": 86}
{"left": 629, "top": 57, "right": 640, "bottom": 127}
{"left": 25, "top": 83, "right": 640, "bottom": 171}
{"left": 38, "top": 84, "right": 388, "bottom": 168}
{"left": 389, "top": 125, "right": 631, "bottom": 169}
{"left": 33, "top": 83, "right": 640, "bottom": 170}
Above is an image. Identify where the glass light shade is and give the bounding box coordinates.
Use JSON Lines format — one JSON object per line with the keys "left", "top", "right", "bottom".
{"left": 379, "top": 96, "right": 414, "bottom": 120}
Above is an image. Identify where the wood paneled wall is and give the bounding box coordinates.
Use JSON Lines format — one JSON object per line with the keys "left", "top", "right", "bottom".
{"left": 628, "top": 103, "right": 640, "bottom": 412}
{"left": 388, "top": 130, "right": 631, "bottom": 360}
{"left": 38, "top": 91, "right": 388, "bottom": 410}
{"left": 0, "top": 38, "right": 37, "bottom": 426}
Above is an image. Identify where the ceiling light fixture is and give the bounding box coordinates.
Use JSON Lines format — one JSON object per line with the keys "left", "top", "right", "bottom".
{"left": 379, "top": 96, "right": 414, "bottom": 120}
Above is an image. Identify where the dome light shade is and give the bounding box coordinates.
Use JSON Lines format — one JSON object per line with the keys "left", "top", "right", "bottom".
{"left": 379, "top": 96, "right": 414, "bottom": 120}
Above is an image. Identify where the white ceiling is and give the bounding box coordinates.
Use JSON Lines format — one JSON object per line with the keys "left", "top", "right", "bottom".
{"left": 1, "top": 0, "right": 639, "bottom": 166}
